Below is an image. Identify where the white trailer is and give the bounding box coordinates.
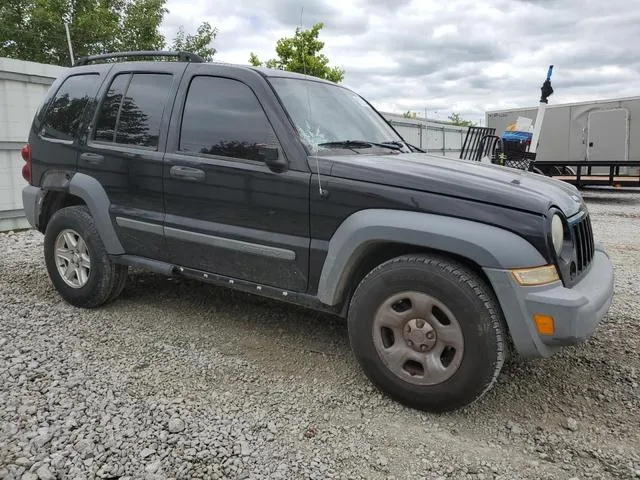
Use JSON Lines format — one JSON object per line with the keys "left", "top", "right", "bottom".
{"left": 486, "top": 96, "right": 640, "bottom": 186}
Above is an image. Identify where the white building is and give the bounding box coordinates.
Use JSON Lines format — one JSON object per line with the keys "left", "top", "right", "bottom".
{"left": 0, "top": 58, "right": 67, "bottom": 230}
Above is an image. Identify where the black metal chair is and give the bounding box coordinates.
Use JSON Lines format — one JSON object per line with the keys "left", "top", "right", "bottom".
{"left": 460, "top": 125, "right": 538, "bottom": 171}
{"left": 459, "top": 126, "right": 497, "bottom": 162}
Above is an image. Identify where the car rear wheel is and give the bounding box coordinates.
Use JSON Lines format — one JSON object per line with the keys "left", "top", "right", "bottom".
{"left": 44, "top": 206, "right": 127, "bottom": 308}
{"left": 348, "top": 254, "right": 506, "bottom": 412}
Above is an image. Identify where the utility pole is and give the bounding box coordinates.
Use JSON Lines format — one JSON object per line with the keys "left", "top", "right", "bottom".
{"left": 64, "top": 22, "right": 74, "bottom": 66}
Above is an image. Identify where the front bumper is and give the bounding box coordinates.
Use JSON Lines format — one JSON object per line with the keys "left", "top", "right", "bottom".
{"left": 484, "top": 243, "right": 614, "bottom": 358}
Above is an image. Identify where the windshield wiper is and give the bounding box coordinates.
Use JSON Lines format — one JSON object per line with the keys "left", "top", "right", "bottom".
{"left": 318, "top": 140, "right": 405, "bottom": 152}
{"left": 383, "top": 140, "right": 424, "bottom": 153}
{"left": 379, "top": 140, "right": 413, "bottom": 152}
{"left": 380, "top": 140, "right": 426, "bottom": 153}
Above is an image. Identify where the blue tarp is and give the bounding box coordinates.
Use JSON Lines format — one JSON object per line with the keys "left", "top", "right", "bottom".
{"left": 502, "top": 130, "right": 532, "bottom": 143}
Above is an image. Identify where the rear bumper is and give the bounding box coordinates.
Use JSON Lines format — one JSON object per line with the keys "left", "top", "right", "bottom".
{"left": 484, "top": 243, "right": 614, "bottom": 358}
{"left": 22, "top": 185, "right": 42, "bottom": 229}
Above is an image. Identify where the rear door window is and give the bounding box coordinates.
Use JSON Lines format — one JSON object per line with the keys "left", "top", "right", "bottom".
{"left": 40, "top": 74, "right": 101, "bottom": 142}
{"left": 93, "top": 73, "right": 173, "bottom": 149}
{"left": 93, "top": 74, "right": 130, "bottom": 143}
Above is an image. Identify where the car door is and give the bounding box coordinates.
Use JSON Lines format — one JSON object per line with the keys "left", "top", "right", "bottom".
{"left": 77, "top": 62, "right": 187, "bottom": 260}
{"left": 163, "top": 65, "right": 311, "bottom": 292}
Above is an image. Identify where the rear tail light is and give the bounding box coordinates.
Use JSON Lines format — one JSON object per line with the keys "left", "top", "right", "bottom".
{"left": 21, "top": 144, "right": 32, "bottom": 183}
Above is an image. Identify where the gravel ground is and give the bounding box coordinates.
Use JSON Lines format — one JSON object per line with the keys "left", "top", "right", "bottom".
{"left": 1, "top": 189, "right": 639, "bottom": 480}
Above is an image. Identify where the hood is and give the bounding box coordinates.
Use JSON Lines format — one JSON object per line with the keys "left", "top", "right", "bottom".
{"left": 315, "top": 152, "right": 583, "bottom": 217}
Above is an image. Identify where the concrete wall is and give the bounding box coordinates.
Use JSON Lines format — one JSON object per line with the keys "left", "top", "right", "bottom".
{"left": 382, "top": 112, "right": 469, "bottom": 158}
{"left": 0, "top": 58, "right": 67, "bottom": 230}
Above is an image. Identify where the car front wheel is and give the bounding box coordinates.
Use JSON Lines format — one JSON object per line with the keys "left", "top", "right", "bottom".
{"left": 348, "top": 254, "right": 507, "bottom": 412}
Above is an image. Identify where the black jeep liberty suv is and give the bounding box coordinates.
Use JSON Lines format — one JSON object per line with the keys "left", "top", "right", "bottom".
{"left": 20, "top": 51, "right": 614, "bottom": 412}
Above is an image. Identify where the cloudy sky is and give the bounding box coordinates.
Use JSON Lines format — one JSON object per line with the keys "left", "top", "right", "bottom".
{"left": 159, "top": 0, "right": 640, "bottom": 124}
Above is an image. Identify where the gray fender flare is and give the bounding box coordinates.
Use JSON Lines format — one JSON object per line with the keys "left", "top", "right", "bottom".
{"left": 316, "top": 209, "right": 547, "bottom": 306}
{"left": 67, "top": 173, "right": 125, "bottom": 254}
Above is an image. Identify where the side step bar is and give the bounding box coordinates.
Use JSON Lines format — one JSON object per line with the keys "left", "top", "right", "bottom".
{"left": 112, "top": 254, "right": 175, "bottom": 276}
{"left": 110, "top": 255, "right": 342, "bottom": 316}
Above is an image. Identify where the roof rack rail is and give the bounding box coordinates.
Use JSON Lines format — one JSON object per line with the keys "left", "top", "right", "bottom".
{"left": 74, "top": 50, "right": 204, "bottom": 66}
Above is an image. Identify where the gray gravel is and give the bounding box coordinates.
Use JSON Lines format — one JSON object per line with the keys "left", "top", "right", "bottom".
{"left": 1, "top": 189, "right": 639, "bottom": 480}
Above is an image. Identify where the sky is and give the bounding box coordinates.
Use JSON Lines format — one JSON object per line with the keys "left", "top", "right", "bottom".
{"left": 159, "top": 0, "right": 640, "bottom": 124}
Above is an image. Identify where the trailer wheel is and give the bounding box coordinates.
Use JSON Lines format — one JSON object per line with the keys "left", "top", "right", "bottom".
{"left": 547, "top": 166, "right": 576, "bottom": 176}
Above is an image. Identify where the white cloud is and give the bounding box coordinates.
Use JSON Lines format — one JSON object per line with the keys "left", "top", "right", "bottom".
{"left": 432, "top": 25, "right": 458, "bottom": 39}
{"left": 160, "top": 0, "right": 640, "bottom": 124}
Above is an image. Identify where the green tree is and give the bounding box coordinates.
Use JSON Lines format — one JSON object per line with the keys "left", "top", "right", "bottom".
{"left": 447, "top": 112, "right": 476, "bottom": 127}
{"left": 249, "top": 23, "right": 344, "bottom": 83}
{"left": 402, "top": 111, "right": 417, "bottom": 119}
{"left": 248, "top": 52, "right": 262, "bottom": 67}
{"left": 0, "top": 0, "right": 216, "bottom": 66}
{"left": 171, "top": 22, "right": 217, "bottom": 62}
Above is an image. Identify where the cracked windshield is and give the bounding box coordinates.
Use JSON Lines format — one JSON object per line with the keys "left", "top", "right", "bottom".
{"left": 270, "top": 77, "right": 409, "bottom": 154}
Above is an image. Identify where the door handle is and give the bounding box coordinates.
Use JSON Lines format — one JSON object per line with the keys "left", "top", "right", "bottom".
{"left": 170, "top": 165, "right": 206, "bottom": 182}
{"left": 80, "top": 152, "right": 104, "bottom": 165}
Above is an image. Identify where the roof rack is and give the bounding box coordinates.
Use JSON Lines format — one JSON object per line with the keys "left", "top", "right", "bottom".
{"left": 74, "top": 50, "right": 204, "bottom": 66}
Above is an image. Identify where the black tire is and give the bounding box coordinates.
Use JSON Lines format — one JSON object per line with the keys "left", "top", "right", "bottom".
{"left": 107, "top": 265, "right": 128, "bottom": 302}
{"left": 347, "top": 254, "right": 506, "bottom": 412}
{"left": 44, "top": 206, "right": 127, "bottom": 308}
{"left": 536, "top": 165, "right": 576, "bottom": 177}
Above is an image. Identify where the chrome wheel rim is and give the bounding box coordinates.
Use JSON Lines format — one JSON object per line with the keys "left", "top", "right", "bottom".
{"left": 54, "top": 229, "right": 91, "bottom": 289}
{"left": 373, "top": 291, "right": 464, "bottom": 385}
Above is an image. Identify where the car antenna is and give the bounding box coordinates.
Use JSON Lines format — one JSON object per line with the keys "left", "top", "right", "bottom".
{"left": 300, "top": 7, "right": 326, "bottom": 197}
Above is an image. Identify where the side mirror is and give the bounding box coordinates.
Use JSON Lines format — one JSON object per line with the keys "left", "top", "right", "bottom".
{"left": 260, "top": 145, "right": 288, "bottom": 173}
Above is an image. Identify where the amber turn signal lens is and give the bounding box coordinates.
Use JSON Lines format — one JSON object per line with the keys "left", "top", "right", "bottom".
{"left": 534, "top": 314, "right": 555, "bottom": 335}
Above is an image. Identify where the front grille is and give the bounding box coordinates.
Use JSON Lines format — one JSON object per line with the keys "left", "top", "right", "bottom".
{"left": 572, "top": 213, "right": 595, "bottom": 273}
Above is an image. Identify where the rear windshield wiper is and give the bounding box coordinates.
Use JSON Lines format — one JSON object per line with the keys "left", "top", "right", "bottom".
{"left": 318, "top": 140, "right": 405, "bottom": 151}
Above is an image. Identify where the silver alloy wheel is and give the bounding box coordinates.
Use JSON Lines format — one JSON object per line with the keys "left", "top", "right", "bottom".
{"left": 54, "top": 229, "right": 91, "bottom": 289}
{"left": 373, "top": 291, "right": 464, "bottom": 385}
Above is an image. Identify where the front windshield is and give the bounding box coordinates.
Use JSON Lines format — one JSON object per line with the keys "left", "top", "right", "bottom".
{"left": 269, "top": 77, "right": 407, "bottom": 154}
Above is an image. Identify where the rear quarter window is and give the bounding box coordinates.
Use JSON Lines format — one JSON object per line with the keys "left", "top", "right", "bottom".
{"left": 39, "top": 74, "right": 101, "bottom": 142}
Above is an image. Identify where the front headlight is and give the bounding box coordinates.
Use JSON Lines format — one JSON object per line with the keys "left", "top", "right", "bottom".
{"left": 511, "top": 265, "right": 560, "bottom": 286}
{"left": 551, "top": 214, "right": 564, "bottom": 255}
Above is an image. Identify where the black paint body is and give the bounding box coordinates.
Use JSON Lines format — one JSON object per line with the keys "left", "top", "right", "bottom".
{"left": 28, "top": 61, "right": 577, "bottom": 297}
